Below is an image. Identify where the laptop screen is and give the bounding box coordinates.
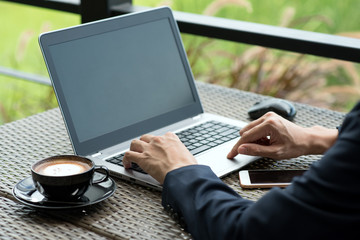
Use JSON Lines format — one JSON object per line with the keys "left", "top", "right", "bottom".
{"left": 40, "top": 7, "right": 203, "bottom": 155}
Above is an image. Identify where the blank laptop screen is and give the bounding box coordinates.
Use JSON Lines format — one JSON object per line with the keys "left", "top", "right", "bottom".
{"left": 48, "top": 18, "right": 195, "bottom": 144}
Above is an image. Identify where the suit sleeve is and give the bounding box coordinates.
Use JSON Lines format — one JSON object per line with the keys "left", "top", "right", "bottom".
{"left": 162, "top": 165, "right": 254, "bottom": 239}
{"left": 162, "top": 102, "right": 360, "bottom": 240}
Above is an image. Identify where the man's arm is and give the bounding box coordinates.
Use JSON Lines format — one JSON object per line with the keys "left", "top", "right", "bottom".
{"left": 162, "top": 165, "right": 254, "bottom": 239}
{"left": 123, "top": 104, "right": 359, "bottom": 239}
{"left": 162, "top": 103, "right": 360, "bottom": 240}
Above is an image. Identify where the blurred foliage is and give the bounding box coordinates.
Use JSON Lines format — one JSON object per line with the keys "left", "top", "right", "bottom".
{"left": 137, "top": 0, "right": 360, "bottom": 111}
{"left": 0, "top": 1, "right": 80, "bottom": 124}
{"left": 1, "top": 0, "right": 360, "bottom": 124}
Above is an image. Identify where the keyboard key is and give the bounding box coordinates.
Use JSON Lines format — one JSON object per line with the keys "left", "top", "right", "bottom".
{"left": 175, "top": 120, "right": 241, "bottom": 156}
{"left": 190, "top": 145, "right": 211, "bottom": 155}
{"left": 105, "top": 153, "right": 147, "bottom": 174}
{"left": 131, "top": 163, "right": 147, "bottom": 174}
{"left": 219, "top": 129, "right": 239, "bottom": 136}
{"left": 106, "top": 121, "right": 241, "bottom": 172}
{"left": 214, "top": 139, "right": 225, "bottom": 144}
{"left": 208, "top": 142, "right": 218, "bottom": 147}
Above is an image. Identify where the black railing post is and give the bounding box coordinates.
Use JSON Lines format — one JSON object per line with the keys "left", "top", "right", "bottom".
{"left": 80, "top": 0, "right": 132, "bottom": 23}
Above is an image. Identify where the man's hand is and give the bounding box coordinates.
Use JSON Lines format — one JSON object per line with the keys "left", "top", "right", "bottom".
{"left": 227, "top": 112, "right": 338, "bottom": 160}
{"left": 122, "top": 132, "right": 197, "bottom": 184}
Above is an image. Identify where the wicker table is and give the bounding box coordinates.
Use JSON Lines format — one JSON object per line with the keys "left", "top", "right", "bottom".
{"left": 0, "top": 82, "right": 345, "bottom": 239}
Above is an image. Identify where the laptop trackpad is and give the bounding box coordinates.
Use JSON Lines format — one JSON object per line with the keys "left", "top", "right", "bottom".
{"left": 196, "top": 140, "right": 259, "bottom": 177}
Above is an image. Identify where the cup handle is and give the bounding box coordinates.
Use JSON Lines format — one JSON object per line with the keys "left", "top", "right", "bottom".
{"left": 92, "top": 165, "right": 110, "bottom": 184}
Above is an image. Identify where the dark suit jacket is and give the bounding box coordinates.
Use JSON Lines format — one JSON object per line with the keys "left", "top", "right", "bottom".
{"left": 162, "top": 102, "right": 360, "bottom": 240}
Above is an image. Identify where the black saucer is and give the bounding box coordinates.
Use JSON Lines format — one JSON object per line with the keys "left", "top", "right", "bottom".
{"left": 12, "top": 172, "right": 116, "bottom": 210}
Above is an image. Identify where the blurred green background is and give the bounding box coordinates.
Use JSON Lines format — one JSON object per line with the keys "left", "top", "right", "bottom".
{"left": 1, "top": 0, "right": 360, "bottom": 125}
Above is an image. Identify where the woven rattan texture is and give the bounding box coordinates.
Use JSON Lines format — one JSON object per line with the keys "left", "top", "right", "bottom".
{"left": 0, "top": 197, "right": 107, "bottom": 240}
{"left": 0, "top": 82, "right": 345, "bottom": 239}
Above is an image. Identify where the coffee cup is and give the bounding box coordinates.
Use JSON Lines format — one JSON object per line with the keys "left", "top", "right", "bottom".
{"left": 31, "top": 155, "right": 109, "bottom": 200}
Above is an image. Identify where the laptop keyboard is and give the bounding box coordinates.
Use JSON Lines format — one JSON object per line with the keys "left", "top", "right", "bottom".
{"left": 105, "top": 120, "right": 241, "bottom": 174}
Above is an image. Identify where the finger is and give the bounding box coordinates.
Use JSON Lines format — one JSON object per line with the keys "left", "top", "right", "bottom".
{"left": 165, "top": 132, "right": 178, "bottom": 139}
{"left": 122, "top": 151, "right": 143, "bottom": 168}
{"left": 238, "top": 143, "right": 279, "bottom": 159}
{"left": 227, "top": 139, "right": 242, "bottom": 159}
{"left": 164, "top": 132, "right": 183, "bottom": 144}
{"left": 239, "top": 122, "right": 272, "bottom": 145}
{"left": 239, "top": 116, "right": 266, "bottom": 135}
{"left": 228, "top": 122, "right": 272, "bottom": 159}
{"left": 239, "top": 111, "right": 277, "bottom": 135}
{"left": 139, "top": 134, "right": 154, "bottom": 143}
{"left": 129, "top": 139, "right": 147, "bottom": 153}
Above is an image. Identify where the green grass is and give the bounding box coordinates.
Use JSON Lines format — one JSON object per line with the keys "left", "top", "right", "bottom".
{"left": 1, "top": 0, "right": 360, "bottom": 124}
{"left": 0, "top": 75, "right": 57, "bottom": 123}
{"left": 135, "top": 0, "right": 360, "bottom": 34}
{"left": 0, "top": 2, "right": 80, "bottom": 73}
{"left": 135, "top": 0, "right": 360, "bottom": 111}
{"left": 0, "top": 1, "right": 80, "bottom": 124}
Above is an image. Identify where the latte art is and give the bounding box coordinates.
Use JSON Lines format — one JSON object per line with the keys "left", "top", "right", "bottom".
{"left": 35, "top": 160, "right": 91, "bottom": 176}
{"left": 31, "top": 155, "right": 109, "bottom": 200}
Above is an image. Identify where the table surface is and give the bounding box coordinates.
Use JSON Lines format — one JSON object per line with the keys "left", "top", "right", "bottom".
{"left": 0, "top": 82, "right": 345, "bottom": 239}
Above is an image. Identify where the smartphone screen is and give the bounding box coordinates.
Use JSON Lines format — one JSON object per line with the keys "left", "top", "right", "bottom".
{"left": 239, "top": 169, "right": 307, "bottom": 188}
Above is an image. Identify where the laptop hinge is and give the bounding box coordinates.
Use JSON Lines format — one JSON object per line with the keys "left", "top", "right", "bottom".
{"left": 192, "top": 115, "right": 201, "bottom": 120}
{"left": 91, "top": 152, "right": 102, "bottom": 158}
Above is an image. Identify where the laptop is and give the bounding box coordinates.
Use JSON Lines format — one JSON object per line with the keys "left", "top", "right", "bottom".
{"left": 39, "top": 6, "right": 259, "bottom": 190}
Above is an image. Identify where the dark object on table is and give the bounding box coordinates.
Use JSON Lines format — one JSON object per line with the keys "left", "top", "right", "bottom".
{"left": 248, "top": 99, "right": 297, "bottom": 120}
{"left": 12, "top": 172, "right": 116, "bottom": 210}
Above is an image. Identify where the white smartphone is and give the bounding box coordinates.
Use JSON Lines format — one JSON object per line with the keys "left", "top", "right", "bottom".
{"left": 239, "top": 169, "right": 307, "bottom": 189}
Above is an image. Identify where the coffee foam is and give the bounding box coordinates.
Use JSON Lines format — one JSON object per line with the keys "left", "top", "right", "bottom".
{"left": 35, "top": 160, "right": 91, "bottom": 176}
